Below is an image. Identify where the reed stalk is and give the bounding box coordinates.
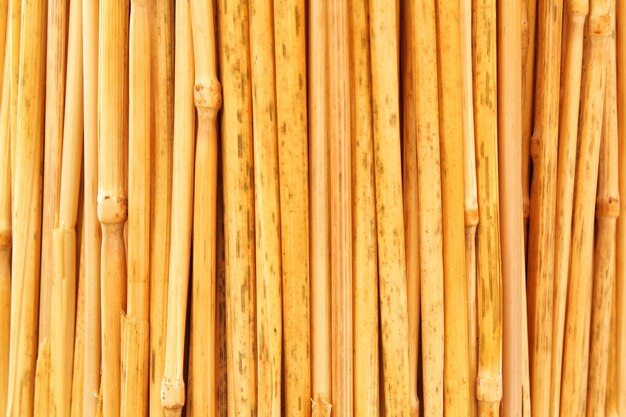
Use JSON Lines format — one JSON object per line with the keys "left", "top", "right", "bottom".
{"left": 248, "top": 0, "right": 281, "bottom": 416}
{"left": 50, "top": 0, "right": 83, "bottom": 413}
{"left": 349, "top": 1, "right": 379, "bottom": 416}
{"left": 71, "top": 232, "right": 85, "bottom": 417}
{"left": 273, "top": 0, "right": 310, "bottom": 415}
{"left": 522, "top": 0, "right": 537, "bottom": 234}
{"left": 434, "top": 0, "right": 472, "bottom": 415}
{"left": 497, "top": 0, "right": 524, "bottom": 415}
{"left": 309, "top": 0, "right": 331, "bottom": 415}
{"left": 585, "top": 15, "right": 617, "bottom": 416}
{"left": 215, "top": 181, "right": 227, "bottom": 417}
{"left": 472, "top": 0, "right": 503, "bottom": 414}
{"left": 8, "top": 0, "right": 18, "bottom": 182}
{"left": 160, "top": 1, "right": 194, "bottom": 415}
{"left": 5, "top": 0, "right": 47, "bottom": 414}
{"left": 526, "top": 0, "right": 563, "bottom": 414}
{"left": 368, "top": 0, "right": 410, "bottom": 416}
{"left": 0, "top": 0, "right": 7, "bottom": 100}
{"left": 97, "top": 0, "right": 129, "bottom": 415}
{"left": 217, "top": 0, "right": 257, "bottom": 415}
{"left": 559, "top": 1, "right": 611, "bottom": 413}
{"left": 148, "top": 0, "right": 174, "bottom": 413}
{"left": 40, "top": 0, "right": 69, "bottom": 345}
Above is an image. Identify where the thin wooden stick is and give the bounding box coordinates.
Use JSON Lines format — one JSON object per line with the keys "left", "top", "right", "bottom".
{"left": 550, "top": 2, "right": 588, "bottom": 415}
{"left": 218, "top": 0, "right": 257, "bottom": 415}
{"left": 49, "top": 0, "right": 83, "bottom": 413}
{"left": 368, "top": 0, "right": 410, "bottom": 416}
{"left": 160, "top": 1, "right": 194, "bottom": 415}
{"left": 349, "top": 1, "right": 379, "bottom": 416}
{"left": 148, "top": 0, "right": 174, "bottom": 413}
{"left": 97, "top": 0, "right": 129, "bottom": 414}
{"left": 526, "top": 0, "right": 563, "bottom": 413}
{"left": 309, "top": 0, "right": 331, "bottom": 415}
{"left": 559, "top": 0, "right": 611, "bottom": 413}
{"left": 248, "top": 0, "right": 281, "bottom": 416}
{"left": 522, "top": 0, "right": 537, "bottom": 235}
{"left": 472, "top": 0, "right": 503, "bottom": 414}
{"left": 71, "top": 223, "right": 85, "bottom": 417}
{"left": 215, "top": 177, "right": 227, "bottom": 417}
{"left": 585, "top": 13, "right": 617, "bottom": 416}
{"left": 120, "top": 0, "right": 151, "bottom": 415}
{"left": 497, "top": 0, "right": 524, "bottom": 414}
{"left": 39, "top": 0, "right": 69, "bottom": 344}
{"left": 0, "top": 0, "right": 7, "bottom": 100}
{"left": 272, "top": 0, "right": 310, "bottom": 415}
{"left": 8, "top": 0, "right": 17, "bottom": 183}
{"left": 434, "top": 0, "right": 472, "bottom": 415}
{"left": 5, "top": 0, "right": 47, "bottom": 414}
{"left": 82, "top": 0, "right": 101, "bottom": 415}
{"left": 460, "top": 0, "right": 479, "bottom": 414}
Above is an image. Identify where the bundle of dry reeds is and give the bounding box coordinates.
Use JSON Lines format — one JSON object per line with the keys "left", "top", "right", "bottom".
{"left": 0, "top": 0, "right": 624, "bottom": 416}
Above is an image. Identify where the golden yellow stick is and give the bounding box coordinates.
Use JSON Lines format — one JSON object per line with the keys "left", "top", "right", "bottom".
{"left": 349, "top": 0, "right": 379, "bottom": 416}
{"left": 217, "top": 0, "right": 257, "bottom": 415}
{"left": 215, "top": 180, "right": 227, "bottom": 417}
{"left": 160, "top": 1, "right": 194, "bottom": 415}
{"left": 248, "top": 0, "right": 281, "bottom": 416}
{"left": 559, "top": 0, "right": 611, "bottom": 413}
{"left": 71, "top": 224, "right": 85, "bottom": 417}
{"left": 5, "top": 0, "right": 47, "bottom": 414}
{"left": 522, "top": 0, "right": 537, "bottom": 234}
{"left": 273, "top": 0, "right": 310, "bottom": 415}
{"left": 309, "top": 0, "right": 331, "bottom": 415}
{"left": 97, "top": 0, "right": 129, "bottom": 415}
{"left": 0, "top": 0, "right": 8, "bottom": 100}
{"left": 8, "top": 0, "right": 18, "bottom": 182}
{"left": 369, "top": 0, "right": 410, "bottom": 416}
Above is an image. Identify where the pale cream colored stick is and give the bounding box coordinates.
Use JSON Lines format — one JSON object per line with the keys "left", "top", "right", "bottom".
{"left": 309, "top": 0, "right": 331, "bottom": 415}
{"left": 369, "top": 0, "right": 410, "bottom": 416}
{"left": 0, "top": 0, "right": 7, "bottom": 99}
{"left": 559, "top": 0, "right": 611, "bottom": 414}
{"left": 5, "top": 0, "right": 47, "bottom": 414}
{"left": 160, "top": 1, "right": 194, "bottom": 415}
{"left": 71, "top": 225, "right": 85, "bottom": 417}
{"left": 8, "top": 0, "right": 18, "bottom": 183}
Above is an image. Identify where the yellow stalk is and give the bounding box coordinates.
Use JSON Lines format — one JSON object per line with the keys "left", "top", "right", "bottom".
{"left": 8, "top": 0, "right": 18, "bottom": 184}
{"left": 71, "top": 229, "right": 85, "bottom": 417}
{"left": 522, "top": 0, "right": 537, "bottom": 233}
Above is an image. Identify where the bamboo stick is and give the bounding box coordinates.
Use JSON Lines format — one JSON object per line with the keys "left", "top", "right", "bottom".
{"left": 368, "top": 0, "right": 410, "bottom": 416}
{"left": 82, "top": 0, "right": 101, "bottom": 415}
{"left": 49, "top": 0, "right": 83, "bottom": 413}
{"left": 349, "top": 1, "right": 379, "bottom": 416}
{"left": 559, "top": 0, "right": 611, "bottom": 413}
{"left": 460, "top": 0, "right": 479, "bottom": 414}
{"left": 97, "top": 0, "right": 129, "bottom": 414}
{"left": 160, "top": 1, "right": 194, "bottom": 415}
{"left": 248, "top": 0, "right": 281, "bottom": 415}
{"left": 148, "top": 0, "right": 174, "bottom": 413}
{"left": 71, "top": 227, "right": 85, "bottom": 417}
{"left": 612, "top": 2, "right": 626, "bottom": 415}
{"left": 0, "top": 0, "right": 7, "bottom": 100}
{"left": 472, "top": 0, "right": 503, "bottom": 414}
{"left": 526, "top": 0, "right": 563, "bottom": 413}
{"left": 8, "top": 0, "right": 18, "bottom": 187}
{"left": 272, "top": 0, "right": 310, "bottom": 415}
{"left": 40, "top": 0, "right": 69, "bottom": 344}
{"left": 522, "top": 0, "right": 537, "bottom": 234}
{"left": 120, "top": 0, "right": 151, "bottom": 415}
{"left": 414, "top": 0, "right": 445, "bottom": 413}
{"left": 217, "top": 0, "right": 257, "bottom": 416}
{"left": 309, "top": 0, "right": 331, "bottom": 415}
{"left": 497, "top": 0, "right": 524, "bottom": 414}
{"left": 550, "top": 2, "right": 588, "bottom": 415}
{"left": 216, "top": 177, "right": 227, "bottom": 417}
{"left": 33, "top": 342, "right": 50, "bottom": 417}
{"left": 0, "top": 31, "right": 10, "bottom": 417}
{"left": 585, "top": 14, "right": 617, "bottom": 416}
{"left": 328, "top": 0, "right": 352, "bottom": 415}
{"left": 5, "top": 0, "right": 47, "bottom": 414}
{"left": 434, "top": 0, "right": 472, "bottom": 416}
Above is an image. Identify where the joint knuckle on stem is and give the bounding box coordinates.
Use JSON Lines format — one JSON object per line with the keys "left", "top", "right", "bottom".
{"left": 476, "top": 372, "right": 503, "bottom": 402}
{"left": 195, "top": 79, "right": 222, "bottom": 114}
{"left": 589, "top": 11, "right": 611, "bottom": 37}
{"left": 160, "top": 376, "right": 185, "bottom": 410}
{"left": 97, "top": 194, "right": 128, "bottom": 225}
{"left": 0, "top": 224, "right": 11, "bottom": 249}
{"left": 596, "top": 196, "right": 620, "bottom": 218}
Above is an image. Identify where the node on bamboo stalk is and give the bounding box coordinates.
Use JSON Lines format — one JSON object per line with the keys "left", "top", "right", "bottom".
{"left": 97, "top": 0, "right": 129, "bottom": 416}
{"left": 308, "top": 0, "right": 331, "bottom": 415}
{"left": 586, "top": 15, "right": 617, "bottom": 416}
{"left": 497, "top": 0, "right": 524, "bottom": 415}
{"left": 160, "top": 1, "right": 194, "bottom": 415}
{"left": 369, "top": 0, "right": 410, "bottom": 416}
{"left": 526, "top": 0, "right": 563, "bottom": 414}
{"left": 248, "top": 0, "right": 281, "bottom": 417}
{"left": 49, "top": 0, "right": 83, "bottom": 414}
{"left": 218, "top": 0, "right": 258, "bottom": 416}
{"left": 349, "top": 0, "right": 379, "bottom": 416}
{"left": 5, "top": 0, "right": 47, "bottom": 415}
{"left": 148, "top": 0, "right": 174, "bottom": 414}
{"left": 272, "top": 0, "right": 310, "bottom": 415}
{"left": 400, "top": 1, "right": 420, "bottom": 415}
{"left": 39, "top": 0, "right": 69, "bottom": 346}
{"left": 472, "top": 0, "right": 503, "bottom": 415}
{"left": 559, "top": 1, "right": 611, "bottom": 414}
